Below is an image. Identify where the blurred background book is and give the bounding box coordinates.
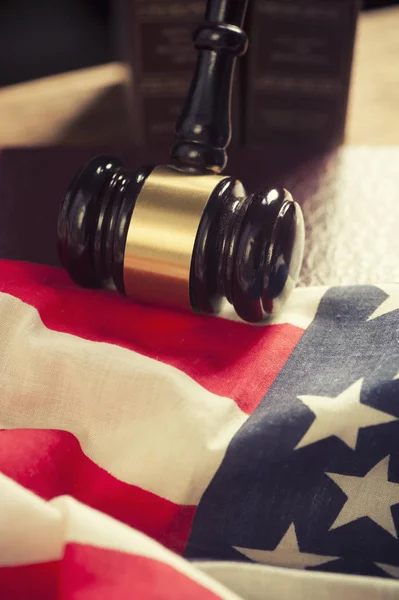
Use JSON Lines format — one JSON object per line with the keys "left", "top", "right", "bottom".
{"left": 0, "top": 0, "right": 398, "bottom": 150}
{"left": 243, "top": 1, "right": 359, "bottom": 151}
{"left": 0, "top": 0, "right": 365, "bottom": 150}
{"left": 0, "top": 0, "right": 395, "bottom": 88}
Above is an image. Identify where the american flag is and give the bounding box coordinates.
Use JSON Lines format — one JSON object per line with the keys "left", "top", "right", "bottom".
{"left": 1, "top": 259, "right": 399, "bottom": 599}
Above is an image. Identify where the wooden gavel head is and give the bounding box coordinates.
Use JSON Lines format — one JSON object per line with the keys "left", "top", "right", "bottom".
{"left": 57, "top": 0, "right": 305, "bottom": 323}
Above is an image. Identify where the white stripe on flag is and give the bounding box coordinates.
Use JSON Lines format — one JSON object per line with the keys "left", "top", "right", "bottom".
{"left": 0, "top": 472, "right": 63, "bottom": 565}
{"left": 195, "top": 561, "right": 399, "bottom": 600}
{"left": 0, "top": 474, "right": 242, "bottom": 600}
{"left": 0, "top": 293, "right": 247, "bottom": 505}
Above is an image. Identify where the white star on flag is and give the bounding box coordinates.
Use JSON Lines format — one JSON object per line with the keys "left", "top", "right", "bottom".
{"left": 376, "top": 562, "right": 399, "bottom": 579}
{"left": 234, "top": 523, "right": 337, "bottom": 570}
{"left": 368, "top": 288, "right": 399, "bottom": 320}
{"left": 326, "top": 456, "right": 399, "bottom": 538}
{"left": 295, "top": 379, "right": 397, "bottom": 450}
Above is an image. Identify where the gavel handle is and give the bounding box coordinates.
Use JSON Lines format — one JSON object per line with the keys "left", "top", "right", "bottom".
{"left": 170, "top": 0, "right": 249, "bottom": 174}
{"left": 205, "top": 0, "right": 249, "bottom": 27}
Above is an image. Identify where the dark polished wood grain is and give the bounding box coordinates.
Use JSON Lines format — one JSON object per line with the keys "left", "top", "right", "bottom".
{"left": 57, "top": 155, "right": 153, "bottom": 293}
{"left": 56, "top": 151, "right": 303, "bottom": 322}
{"left": 170, "top": 0, "right": 249, "bottom": 173}
{"left": 191, "top": 182, "right": 303, "bottom": 322}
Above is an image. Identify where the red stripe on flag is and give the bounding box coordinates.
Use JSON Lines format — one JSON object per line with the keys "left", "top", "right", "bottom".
{"left": 0, "top": 429, "right": 195, "bottom": 554}
{"left": 0, "top": 260, "right": 304, "bottom": 414}
{"left": 60, "top": 543, "right": 222, "bottom": 600}
{"left": 0, "top": 545, "right": 223, "bottom": 600}
{"left": 0, "top": 561, "right": 58, "bottom": 600}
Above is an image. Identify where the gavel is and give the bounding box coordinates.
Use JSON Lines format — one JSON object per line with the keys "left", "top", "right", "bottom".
{"left": 57, "top": 0, "right": 305, "bottom": 323}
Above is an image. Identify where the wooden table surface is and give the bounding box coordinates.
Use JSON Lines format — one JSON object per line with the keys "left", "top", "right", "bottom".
{"left": 0, "top": 6, "right": 398, "bottom": 147}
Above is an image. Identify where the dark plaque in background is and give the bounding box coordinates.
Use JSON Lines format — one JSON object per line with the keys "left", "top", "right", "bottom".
{"left": 118, "top": 0, "right": 242, "bottom": 147}
{"left": 244, "top": 0, "right": 360, "bottom": 151}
